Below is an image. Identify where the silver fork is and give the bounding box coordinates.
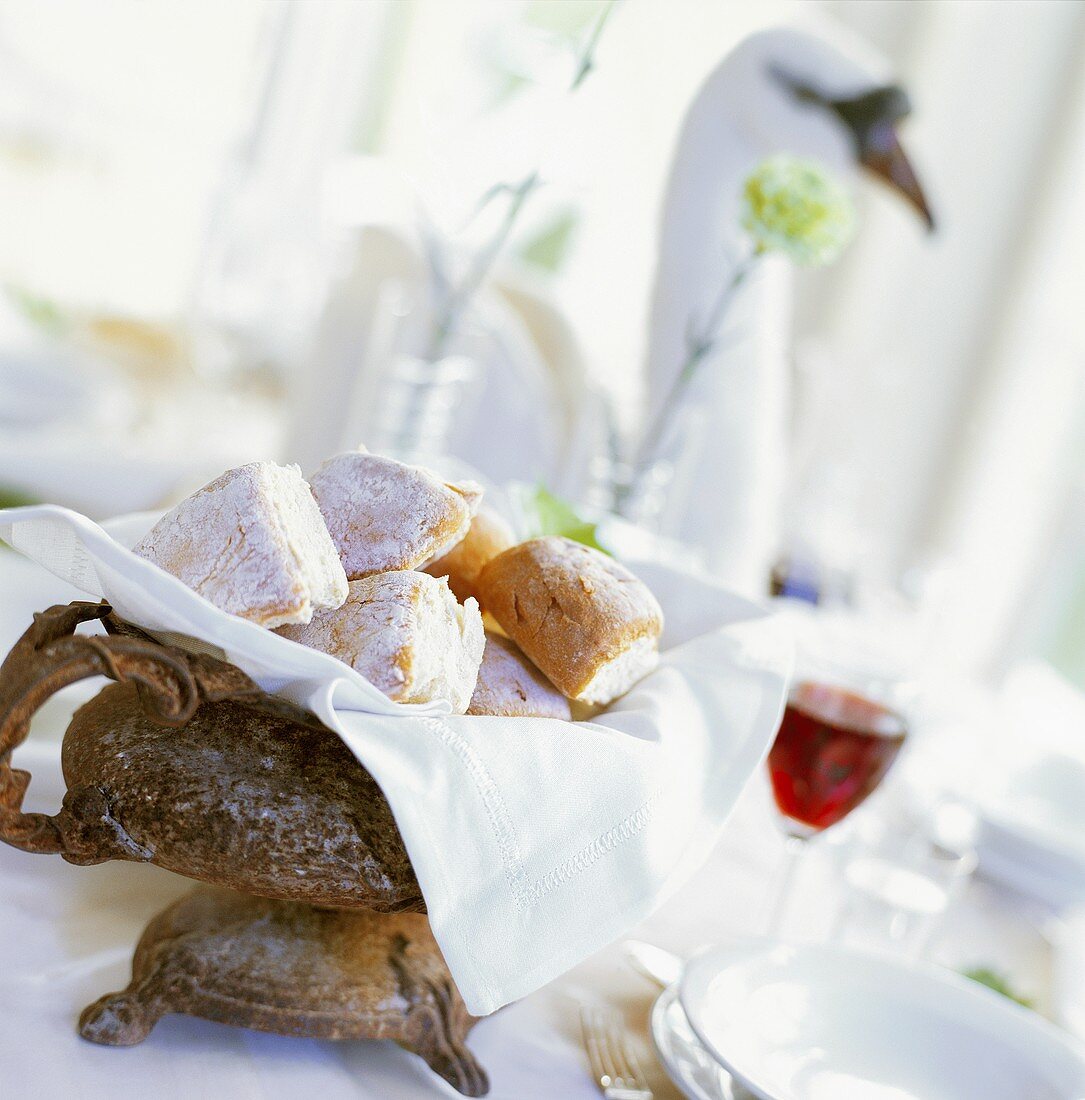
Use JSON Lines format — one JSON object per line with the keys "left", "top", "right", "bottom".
{"left": 580, "top": 1004, "right": 654, "bottom": 1100}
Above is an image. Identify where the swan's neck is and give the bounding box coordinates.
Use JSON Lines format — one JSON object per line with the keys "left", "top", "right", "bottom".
{"left": 644, "top": 65, "right": 784, "bottom": 409}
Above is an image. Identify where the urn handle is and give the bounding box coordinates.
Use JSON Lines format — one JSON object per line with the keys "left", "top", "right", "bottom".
{"left": 0, "top": 601, "right": 207, "bottom": 860}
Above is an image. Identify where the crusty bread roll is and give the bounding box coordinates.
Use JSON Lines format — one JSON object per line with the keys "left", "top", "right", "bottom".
{"left": 477, "top": 537, "right": 663, "bottom": 706}
{"left": 277, "top": 571, "right": 484, "bottom": 713}
{"left": 309, "top": 450, "right": 482, "bottom": 580}
{"left": 133, "top": 462, "right": 347, "bottom": 629}
{"left": 423, "top": 505, "right": 515, "bottom": 605}
{"left": 467, "top": 633, "right": 572, "bottom": 720}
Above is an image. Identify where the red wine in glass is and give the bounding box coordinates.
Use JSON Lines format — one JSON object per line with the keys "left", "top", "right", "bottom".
{"left": 768, "top": 681, "right": 907, "bottom": 835}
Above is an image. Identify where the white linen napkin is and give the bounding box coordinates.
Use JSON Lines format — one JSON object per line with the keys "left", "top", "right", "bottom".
{"left": 0, "top": 504, "right": 791, "bottom": 1015}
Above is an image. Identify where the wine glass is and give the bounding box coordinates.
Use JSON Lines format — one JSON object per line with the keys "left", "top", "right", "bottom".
{"left": 761, "top": 634, "right": 912, "bottom": 936}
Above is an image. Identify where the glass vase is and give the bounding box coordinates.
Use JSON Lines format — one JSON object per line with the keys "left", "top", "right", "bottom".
{"left": 352, "top": 280, "right": 485, "bottom": 468}
{"left": 597, "top": 398, "right": 709, "bottom": 534}
{"left": 369, "top": 352, "right": 478, "bottom": 467}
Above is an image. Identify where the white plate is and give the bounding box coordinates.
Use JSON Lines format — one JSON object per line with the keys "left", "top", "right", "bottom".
{"left": 651, "top": 984, "right": 740, "bottom": 1100}
{"left": 976, "top": 811, "right": 1085, "bottom": 910}
{"left": 680, "top": 941, "right": 1085, "bottom": 1100}
{"left": 955, "top": 665, "right": 1085, "bottom": 909}
{"left": 974, "top": 753, "right": 1085, "bottom": 909}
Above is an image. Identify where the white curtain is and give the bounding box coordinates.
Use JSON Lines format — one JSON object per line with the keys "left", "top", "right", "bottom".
{"left": 798, "top": 0, "right": 1085, "bottom": 676}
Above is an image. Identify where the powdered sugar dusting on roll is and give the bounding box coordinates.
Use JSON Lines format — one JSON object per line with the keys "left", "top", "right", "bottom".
{"left": 133, "top": 462, "right": 347, "bottom": 629}
{"left": 310, "top": 451, "right": 481, "bottom": 580}
{"left": 468, "top": 633, "right": 572, "bottom": 719}
{"left": 277, "top": 571, "right": 484, "bottom": 713}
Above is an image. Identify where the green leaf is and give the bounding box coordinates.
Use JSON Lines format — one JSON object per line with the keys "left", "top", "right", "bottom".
{"left": 525, "top": 484, "right": 609, "bottom": 555}
{"left": 5, "top": 284, "right": 69, "bottom": 337}
{"left": 518, "top": 208, "right": 579, "bottom": 273}
{"left": 961, "top": 967, "right": 1034, "bottom": 1009}
{"left": 524, "top": 0, "right": 600, "bottom": 37}
{"left": 0, "top": 485, "right": 38, "bottom": 510}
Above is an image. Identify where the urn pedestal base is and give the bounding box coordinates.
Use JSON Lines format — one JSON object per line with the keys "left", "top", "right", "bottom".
{"left": 80, "top": 886, "right": 489, "bottom": 1097}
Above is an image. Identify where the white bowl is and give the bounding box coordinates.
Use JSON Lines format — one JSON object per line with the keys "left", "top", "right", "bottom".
{"left": 680, "top": 941, "right": 1085, "bottom": 1100}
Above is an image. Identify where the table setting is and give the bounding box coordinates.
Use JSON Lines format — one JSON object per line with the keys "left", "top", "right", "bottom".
{"left": 4, "top": 486, "right": 1085, "bottom": 1099}
{"left": 4, "top": 6, "right": 1085, "bottom": 1100}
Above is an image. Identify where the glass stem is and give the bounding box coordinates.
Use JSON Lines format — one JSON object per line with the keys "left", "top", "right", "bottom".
{"left": 762, "top": 834, "right": 806, "bottom": 938}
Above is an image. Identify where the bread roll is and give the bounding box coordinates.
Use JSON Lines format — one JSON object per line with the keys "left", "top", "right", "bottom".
{"left": 424, "top": 505, "right": 515, "bottom": 604}
{"left": 310, "top": 450, "right": 482, "bottom": 580}
{"left": 133, "top": 462, "right": 347, "bottom": 629}
{"left": 467, "top": 633, "right": 572, "bottom": 720}
{"left": 277, "top": 571, "right": 484, "bottom": 713}
{"left": 477, "top": 537, "right": 663, "bottom": 705}
{"left": 481, "top": 611, "right": 508, "bottom": 638}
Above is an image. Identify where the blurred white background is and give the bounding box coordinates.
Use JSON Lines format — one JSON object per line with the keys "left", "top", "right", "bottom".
{"left": 1, "top": 0, "right": 1084, "bottom": 689}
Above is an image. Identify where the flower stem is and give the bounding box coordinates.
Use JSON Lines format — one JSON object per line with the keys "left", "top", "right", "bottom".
{"left": 424, "top": 3, "right": 618, "bottom": 363}
{"left": 571, "top": 0, "right": 618, "bottom": 91}
{"left": 617, "top": 253, "right": 757, "bottom": 510}
{"left": 425, "top": 172, "right": 540, "bottom": 361}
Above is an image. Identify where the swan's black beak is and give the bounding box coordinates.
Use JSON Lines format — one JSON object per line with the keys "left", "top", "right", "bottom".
{"left": 834, "top": 85, "right": 935, "bottom": 232}
{"left": 772, "top": 69, "right": 936, "bottom": 232}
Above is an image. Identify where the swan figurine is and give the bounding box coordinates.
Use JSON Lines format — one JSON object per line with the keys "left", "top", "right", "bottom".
{"left": 640, "top": 23, "right": 933, "bottom": 594}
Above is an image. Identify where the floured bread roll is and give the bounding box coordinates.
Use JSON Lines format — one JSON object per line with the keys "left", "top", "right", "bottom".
{"left": 278, "top": 571, "right": 484, "bottom": 713}
{"left": 310, "top": 450, "right": 482, "bottom": 580}
{"left": 424, "top": 505, "right": 515, "bottom": 605}
{"left": 478, "top": 537, "right": 663, "bottom": 706}
{"left": 133, "top": 462, "right": 347, "bottom": 629}
{"left": 468, "top": 633, "right": 572, "bottom": 720}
